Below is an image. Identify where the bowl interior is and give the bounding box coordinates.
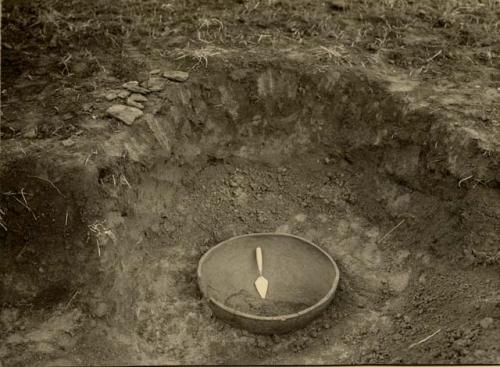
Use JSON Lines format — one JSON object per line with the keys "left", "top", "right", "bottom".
{"left": 198, "top": 234, "right": 337, "bottom": 317}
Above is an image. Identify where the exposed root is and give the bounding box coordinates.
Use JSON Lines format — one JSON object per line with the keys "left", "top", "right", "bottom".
{"left": 84, "top": 150, "right": 98, "bottom": 165}
{"left": 16, "top": 244, "right": 29, "bottom": 260}
{"left": 120, "top": 174, "right": 132, "bottom": 189}
{"left": 174, "top": 46, "right": 225, "bottom": 69}
{"left": 88, "top": 221, "right": 117, "bottom": 258}
{"left": 64, "top": 290, "right": 80, "bottom": 310}
{"left": 4, "top": 191, "right": 38, "bottom": 221}
{"left": 0, "top": 207, "right": 7, "bottom": 231}
{"left": 408, "top": 329, "right": 441, "bottom": 349}
{"left": 458, "top": 175, "right": 473, "bottom": 188}
{"left": 377, "top": 219, "right": 405, "bottom": 244}
{"left": 29, "top": 175, "right": 65, "bottom": 197}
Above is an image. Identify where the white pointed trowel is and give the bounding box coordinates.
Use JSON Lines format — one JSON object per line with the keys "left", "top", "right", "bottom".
{"left": 254, "top": 247, "right": 268, "bottom": 299}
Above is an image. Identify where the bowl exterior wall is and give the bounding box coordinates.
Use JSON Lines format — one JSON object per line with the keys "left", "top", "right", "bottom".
{"left": 208, "top": 294, "right": 335, "bottom": 335}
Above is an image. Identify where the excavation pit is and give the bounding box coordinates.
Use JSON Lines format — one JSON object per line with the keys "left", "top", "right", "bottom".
{"left": 1, "top": 61, "right": 499, "bottom": 365}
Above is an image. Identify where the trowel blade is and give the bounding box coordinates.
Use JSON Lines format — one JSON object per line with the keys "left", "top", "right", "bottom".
{"left": 255, "top": 275, "right": 268, "bottom": 299}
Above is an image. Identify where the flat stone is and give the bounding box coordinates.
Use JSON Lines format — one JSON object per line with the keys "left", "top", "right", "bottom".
{"left": 162, "top": 70, "right": 189, "bottom": 82}
{"left": 129, "top": 93, "right": 148, "bottom": 102}
{"left": 106, "top": 104, "right": 143, "bottom": 125}
{"left": 105, "top": 91, "right": 119, "bottom": 101}
{"left": 126, "top": 98, "right": 144, "bottom": 110}
{"left": 150, "top": 69, "right": 161, "bottom": 75}
{"left": 126, "top": 93, "right": 147, "bottom": 109}
{"left": 122, "top": 81, "right": 150, "bottom": 94}
{"left": 146, "top": 77, "right": 165, "bottom": 92}
{"left": 118, "top": 90, "right": 131, "bottom": 99}
{"left": 105, "top": 89, "right": 131, "bottom": 101}
{"left": 479, "top": 317, "right": 494, "bottom": 329}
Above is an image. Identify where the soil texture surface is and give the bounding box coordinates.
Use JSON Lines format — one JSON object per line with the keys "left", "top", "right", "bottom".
{"left": 1, "top": 0, "right": 500, "bottom": 365}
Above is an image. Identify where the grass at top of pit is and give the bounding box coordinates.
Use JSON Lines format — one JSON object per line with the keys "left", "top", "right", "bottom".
{"left": 2, "top": 0, "right": 499, "bottom": 84}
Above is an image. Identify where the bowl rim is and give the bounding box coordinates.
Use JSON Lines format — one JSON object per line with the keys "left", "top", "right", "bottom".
{"left": 197, "top": 232, "right": 340, "bottom": 322}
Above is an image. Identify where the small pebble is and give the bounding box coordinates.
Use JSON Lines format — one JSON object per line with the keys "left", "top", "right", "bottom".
{"left": 106, "top": 89, "right": 130, "bottom": 100}
{"left": 122, "top": 81, "right": 150, "bottom": 94}
{"left": 94, "top": 302, "right": 108, "bottom": 318}
{"left": 126, "top": 99, "right": 144, "bottom": 109}
{"left": 118, "top": 90, "right": 131, "bottom": 99}
{"left": 82, "top": 103, "right": 92, "bottom": 112}
{"left": 62, "top": 112, "right": 73, "bottom": 121}
{"left": 61, "top": 138, "right": 75, "bottom": 147}
{"left": 22, "top": 127, "right": 37, "bottom": 139}
{"left": 126, "top": 94, "right": 147, "bottom": 109}
{"left": 256, "top": 339, "right": 267, "bottom": 348}
{"left": 146, "top": 77, "right": 165, "bottom": 92}
{"left": 105, "top": 92, "right": 119, "bottom": 101}
{"left": 129, "top": 93, "right": 148, "bottom": 102}
{"left": 479, "top": 317, "right": 494, "bottom": 329}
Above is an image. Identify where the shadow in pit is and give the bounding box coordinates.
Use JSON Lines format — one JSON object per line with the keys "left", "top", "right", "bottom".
{"left": 0, "top": 157, "right": 101, "bottom": 311}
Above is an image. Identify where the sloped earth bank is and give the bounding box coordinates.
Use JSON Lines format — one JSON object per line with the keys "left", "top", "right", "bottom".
{"left": 1, "top": 60, "right": 500, "bottom": 365}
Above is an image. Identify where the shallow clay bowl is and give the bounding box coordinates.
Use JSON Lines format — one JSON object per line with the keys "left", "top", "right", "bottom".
{"left": 197, "top": 233, "right": 340, "bottom": 335}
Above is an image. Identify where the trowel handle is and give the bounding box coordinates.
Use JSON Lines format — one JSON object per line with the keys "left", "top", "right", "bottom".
{"left": 256, "top": 247, "right": 263, "bottom": 275}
